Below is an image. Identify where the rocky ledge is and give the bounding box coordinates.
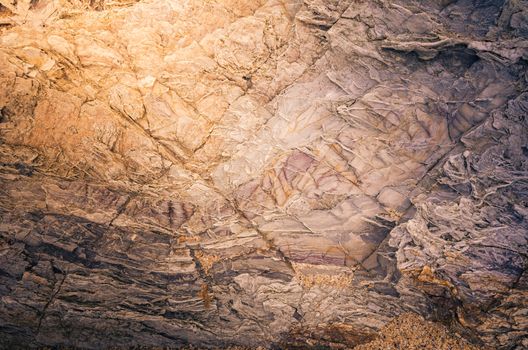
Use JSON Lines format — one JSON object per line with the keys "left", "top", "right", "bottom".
{"left": 0, "top": 0, "right": 527, "bottom": 349}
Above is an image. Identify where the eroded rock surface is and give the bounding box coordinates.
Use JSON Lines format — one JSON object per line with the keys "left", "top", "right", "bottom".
{"left": 0, "top": 0, "right": 527, "bottom": 349}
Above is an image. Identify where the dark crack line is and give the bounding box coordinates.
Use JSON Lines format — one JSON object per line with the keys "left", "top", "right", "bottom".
{"left": 108, "top": 65, "right": 299, "bottom": 276}
{"left": 35, "top": 269, "right": 68, "bottom": 335}
{"left": 108, "top": 193, "right": 135, "bottom": 226}
{"left": 230, "top": 197, "right": 295, "bottom": 272}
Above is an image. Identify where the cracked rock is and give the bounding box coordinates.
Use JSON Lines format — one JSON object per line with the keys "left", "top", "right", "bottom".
{"left": 0, "top": 0, "right": 527, "bottom": 349}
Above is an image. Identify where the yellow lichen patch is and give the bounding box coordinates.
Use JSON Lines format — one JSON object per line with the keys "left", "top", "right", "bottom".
{"left": 292, "top": 262, "right": 354, "bottom": 289}
{"left": 387, "top": 208, "right": 404, "bottom": 221}
{"left": 417, "top": 265, "right": 458, "bottom": 296}
{"left": 195, "top": 250, "right": 220, "bottom": 274}
{"left": 177, "top": 235, "right": 201, "bottom": 245}
{"left": 199, "top": 283, "right": 212, "bottom": 309}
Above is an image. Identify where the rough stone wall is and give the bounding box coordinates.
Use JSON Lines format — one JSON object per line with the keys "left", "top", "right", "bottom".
{"left": 0, "top": 0, "right": 527, "bottom": 349}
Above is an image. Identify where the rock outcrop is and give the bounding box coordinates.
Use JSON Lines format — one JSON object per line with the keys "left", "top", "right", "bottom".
{"left": 0, "top": 0, "right": 527, "bottom": 349}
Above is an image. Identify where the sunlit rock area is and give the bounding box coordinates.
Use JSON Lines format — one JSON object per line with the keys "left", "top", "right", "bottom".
{"left": 0, "top": 0, "right": 527, "bottom": 349}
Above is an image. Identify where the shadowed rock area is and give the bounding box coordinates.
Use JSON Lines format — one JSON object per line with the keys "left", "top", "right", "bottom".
{"left": 0, "top": 0, "right": 527, "bottom": 349}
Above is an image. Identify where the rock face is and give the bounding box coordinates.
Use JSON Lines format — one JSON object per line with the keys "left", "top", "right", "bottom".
{"left": 0, "top": 0, "right": 527, "bottom": 349}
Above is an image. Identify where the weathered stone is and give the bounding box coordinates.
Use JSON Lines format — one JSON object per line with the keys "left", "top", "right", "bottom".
{"left": 0, "top": 0, "right": 526, "bottom": 349}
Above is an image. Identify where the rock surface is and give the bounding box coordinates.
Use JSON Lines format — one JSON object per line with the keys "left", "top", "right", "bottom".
{"left": 0, "top": 0, "right": 527, "bottom": 349}
{"left": 355, "top": 313, "right": 481, "bottom": 350}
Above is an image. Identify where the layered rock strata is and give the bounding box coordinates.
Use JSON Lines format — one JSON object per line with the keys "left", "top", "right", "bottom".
{"left": 0, "top": 0, "right": 527, "bottom": 349}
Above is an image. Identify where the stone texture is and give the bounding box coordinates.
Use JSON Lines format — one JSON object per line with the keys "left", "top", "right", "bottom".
{"left": 0, "top": 0, "right": 527, "bottom": 349}
{"left": 355, "top": 313, "right": 481, "bottom": 350}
